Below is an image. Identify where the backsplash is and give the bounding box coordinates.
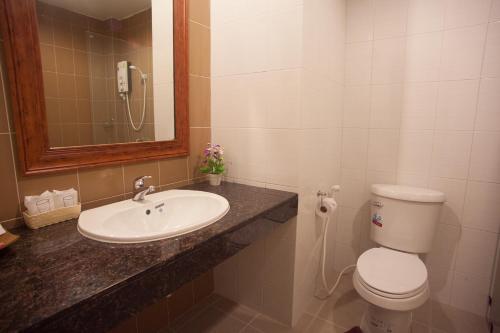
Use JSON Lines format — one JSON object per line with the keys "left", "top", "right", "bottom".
{"left": 0, "top": 0, "right": 211, "bottom": 228}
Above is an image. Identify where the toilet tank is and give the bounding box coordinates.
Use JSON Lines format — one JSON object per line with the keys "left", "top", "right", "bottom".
{"left": 370, "top": 184, "right": 445, "bottom": 254}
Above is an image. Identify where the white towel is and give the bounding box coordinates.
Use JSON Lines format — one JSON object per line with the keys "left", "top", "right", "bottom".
{"left": 53, "top": 188, "right": 78, "bottom": 208}
{"left": 24, "top": 191, "right": 55, "bottom": 215}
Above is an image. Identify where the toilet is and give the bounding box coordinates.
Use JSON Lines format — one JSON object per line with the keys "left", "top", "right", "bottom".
{"left": 353, "top": 184, "right": 445, "bottom": 333}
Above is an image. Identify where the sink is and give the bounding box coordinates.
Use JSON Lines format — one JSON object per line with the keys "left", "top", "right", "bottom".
{"left": 78, "top": 190, "right": 230, "bottom": 243}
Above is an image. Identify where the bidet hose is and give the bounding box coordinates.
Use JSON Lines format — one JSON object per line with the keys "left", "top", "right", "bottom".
{"left": 317, "top": 212, "right": 356, "bottom": 299}
{"left": 124, "top": 66, "right": 147, "bottom": 132}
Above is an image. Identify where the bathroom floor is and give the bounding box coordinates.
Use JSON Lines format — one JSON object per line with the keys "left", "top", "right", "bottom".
{"left": 166, "top": 276, "right": 489, "bottom": 333}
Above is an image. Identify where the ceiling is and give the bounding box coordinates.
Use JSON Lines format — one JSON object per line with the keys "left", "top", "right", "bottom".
{"left": 39, "top": 0, "right": 151, "bottom": 20}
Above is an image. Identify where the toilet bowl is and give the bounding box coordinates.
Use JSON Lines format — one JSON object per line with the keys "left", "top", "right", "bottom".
{"left": 353, "top": 247, "right": 429, "bottom": 312}
{"left": 353, "top": 184, "right": 445, "bottom": 333}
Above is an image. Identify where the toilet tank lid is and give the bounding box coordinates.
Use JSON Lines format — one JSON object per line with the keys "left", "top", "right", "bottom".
{"left": 371, "top": 184, "right": 445, "bottom": 203}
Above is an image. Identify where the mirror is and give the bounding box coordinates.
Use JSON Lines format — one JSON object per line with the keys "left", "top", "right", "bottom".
{"left": 36, "top": 0, "right": 175, "bottom": 147}
{"left": 0, "top": 0, "right": 188, "bottom": 175}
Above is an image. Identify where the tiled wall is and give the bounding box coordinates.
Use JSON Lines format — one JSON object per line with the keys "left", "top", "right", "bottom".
{"left": 341, "top": 0, "right": 500, "bottom": 316}
{"left": 210, "top": 0, "right": 346, "bottom": 325}
{"left": 37, "top": 2, "right": 155, "bottom": 146}
{"left": 0, "top": 0, "right": 211, "bottom": 232}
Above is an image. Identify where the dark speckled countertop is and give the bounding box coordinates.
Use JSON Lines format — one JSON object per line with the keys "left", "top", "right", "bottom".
{"left": 0, "top": 182, "right": 298, "bottom": 333}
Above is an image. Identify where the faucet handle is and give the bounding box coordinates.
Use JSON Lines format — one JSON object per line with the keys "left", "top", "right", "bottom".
{"left": 133, "top": 175, "right": 152, "bottom": 190}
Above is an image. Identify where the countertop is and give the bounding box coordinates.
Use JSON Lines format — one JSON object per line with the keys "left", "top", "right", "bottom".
{"left": 0, "top": 182, "right": 298, "bottom": 332}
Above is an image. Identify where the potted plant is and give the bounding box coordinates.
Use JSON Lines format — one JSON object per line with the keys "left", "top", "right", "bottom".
{"left": 200, "top": 143, "right": 225, "bottom": 186}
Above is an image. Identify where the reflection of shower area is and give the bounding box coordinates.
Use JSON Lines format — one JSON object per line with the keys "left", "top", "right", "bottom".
{"left": 37, "top": 1, "right": 154, "bottom": 146}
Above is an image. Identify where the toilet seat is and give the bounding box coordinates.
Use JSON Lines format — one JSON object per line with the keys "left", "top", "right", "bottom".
{"left": 353, "top": 247, "right": 429, "bottom": 311}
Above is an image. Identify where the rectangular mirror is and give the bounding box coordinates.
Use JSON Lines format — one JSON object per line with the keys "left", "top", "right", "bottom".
{"left": 0, "top": 0, "right": 188, "bottom": 175}
{"left": 37, "top": 0, "right": 175, "bottom": 146}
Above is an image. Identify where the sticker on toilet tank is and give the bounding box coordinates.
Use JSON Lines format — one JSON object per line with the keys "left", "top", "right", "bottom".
{"left": 372, "top": 213, "right": 383, "bottom": 227}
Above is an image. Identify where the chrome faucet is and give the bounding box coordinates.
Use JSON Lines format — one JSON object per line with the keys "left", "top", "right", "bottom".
{"left": 133, "top": 176, "right": 156, "bottom": 201}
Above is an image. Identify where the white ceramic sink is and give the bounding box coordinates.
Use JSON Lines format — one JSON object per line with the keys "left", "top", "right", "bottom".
{"left": 78, "top": 190, "right": 230, "bottom": 243}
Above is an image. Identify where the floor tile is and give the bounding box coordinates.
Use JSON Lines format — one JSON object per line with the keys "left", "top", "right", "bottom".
{"left": 212, "top": 296, "right": 259, "bottom": 324}
{"left": 306, "top": 317, "right": 345, "bottom": 332}
{"left": 315, "top": 289, "right": 367, "bottom": 329}
{"left": 172, "top": 306, "right": 247, "bottom": 333}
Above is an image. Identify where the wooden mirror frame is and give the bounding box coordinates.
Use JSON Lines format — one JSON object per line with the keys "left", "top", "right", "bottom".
{"left": 0, "top": 0, "right": 189, "bottom": 175}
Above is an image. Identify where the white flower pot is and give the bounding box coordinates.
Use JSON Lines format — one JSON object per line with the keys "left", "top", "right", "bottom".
{"left": 208, "top": 174, "right": 222, "bottom": 186}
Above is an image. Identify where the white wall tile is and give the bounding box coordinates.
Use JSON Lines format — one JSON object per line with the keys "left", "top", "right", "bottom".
{"left": 451, "top": 271, "right": 492, "bottom": 315}
{"left": 370, "top": 84, "right": 403, "bottom": 129}
{"left": 264, "top": 129, "right": 299, "bottom": 187}
{"left": 337, "top": 206, "right": 363, "bottom": 247}
{"left": 407, "top": 0, "right": 446, "bottom": 34}
{"left": 345, "top": 42, "right": 373, "bottom": 85}
{"left": 482, "top": 21, "right": 500, "bottom": 78}
{"left": 469, "top": 131, "right": 500, "bottom": 183}
{"left": 267, "top": 6, "right": 303, "bottom": 71}
{"left": 212, "top": 74, "right": 268, "bottom": 128}
{"left": 339, "top": 168, "right": 369, "bottom": 210}
{"left": 426, "top": 223, "right": 460, "bottom": 271}
{"left": 401, "top": 83, "right": 439, "bottom": 130}
{"left": 367, "top": 129, "right": 400, "bottom": 172}
{"left": 430, "top": 131, "right": 473, "bottom": 179}
{"left": 455, "top": 228, "right": 497, "bottom": 278}
{"left": 334, "top": 242, "right": 359, "bottom": 271}
{"left": 428, "top": 177, "right": 467, "bottom": 226}
{"left": 428, "top": 269, "right": 454, "bottom": 304}
{"left": 341, "top": 128, "right": 369, "bottom": 170}
{"left": 492, "top": 0, "right": 500, "bottom": 20}
{"left": 475, "top": 78, "right": 500, "bottom": 131}
{"left": 440, "top": 25, "right": 488, "bottom": 80}
{"left": 463, "top": 181, "right": 500, "bottom": 233}
{"left": 405, "top": 32, "right": 443, "bottom": 83}
{"left": 373, "top": 0, "right": 408, "bottom": 39}
{"left": 372, "top": 37, "right": 407, "bottom": 84}
{"left": 343, "top": 85, "right": 371, "bottom": 128}
{"left": 346, "top": 0, "right": 374, "bottom": 42}
{"left": 397, "top": 130, "right": 434, "bottom": 175}
{"left": 444, "top": 0, "right": 492, "bottom": 29}
{"left": 266, "top": 70, "right": 301, "bottom": 129}
{"left": 435, "top": 80, "right": 479, "bottom": 131}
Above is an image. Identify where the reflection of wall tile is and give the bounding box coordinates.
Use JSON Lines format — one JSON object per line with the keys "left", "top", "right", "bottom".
{"left": 53, "top": 21, "right": 73, "bottom": 48}
{"left": 74, "top": 51, "right": 89, "bottom": 76}
{"left": 43, "top": 71, "right": 59, "bottom": 98}
{"left": 75, "top": 76, "right": 91, "bottom": 99}
{"left": 72, "top": 26, "right": 89, "bottom": 52}
{"left": 54, "top": 47, "right": 74, "bottom": 74}
{"left": 61, "top": 124, "right": 79, "bottom": 146}
{"left": 58, "top": 99, "right": 77, "bottom": 123}
{"left": 57, "top": 74, "right": 76, "bottom": 98}
{"left": 40, "top": 44, "right": 56, "bottom": 71}
{"left": 38, "top": 15, "right": 53, "bottom": 44}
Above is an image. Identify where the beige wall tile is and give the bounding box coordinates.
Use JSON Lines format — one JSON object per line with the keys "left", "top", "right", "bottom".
{"left": 61, "top": 124, "right": 79, "bottom": 146}
{"left": 54, "top": 47, "right": 74, "bottom": 74}
{"left": 58, "top": 99, "right": 78, "bottom": 123}
{"left": 189, "top": 75, "right": 210, "bottom": 127}
{"left": 40, "top": 44, "right": 56, "bottom": 72}
{"left": 188, "top": 128, "right": 211, "bottom": 180}
{"left": 159, "top": 157, "right": 188, "bottom": 185}
{"left": 189, "top": 0, "right": 210, "bottom": 26}
{"left": 123, "top": 161, "right": 160, "bottom": 193}
{"left": 53, "top": 21, "right": 73, "bottom": 48}
{"left": 189, "top": 22, "right": 210, "bottom": 77}
{"left": 74, "top": 51, "right": 89, "bottom": 76}
{"left": 0, "top": 135, "right": 20, "bottom": 220}
{"left": 43, "top": 71, "right": 59, "bottom": 98}
{"left": 57, "top": 74, "right": 76, "bottom": 99}
{"left": 78, "top": 166, "right": 124, "bottom": 202}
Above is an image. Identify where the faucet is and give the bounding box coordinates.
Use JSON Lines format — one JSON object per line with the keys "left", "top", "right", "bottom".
{"left": 133, "top": 176, "right": 156, "bottom": 201}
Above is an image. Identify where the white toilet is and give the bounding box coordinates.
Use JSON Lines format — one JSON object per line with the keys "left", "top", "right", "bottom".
{"left": 353, "top": 184, "right": 445, "bottom": 333}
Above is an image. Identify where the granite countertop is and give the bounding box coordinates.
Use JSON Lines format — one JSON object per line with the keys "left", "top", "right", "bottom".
{"left": 0, "top": 182, "right": 298, "bottom": 332}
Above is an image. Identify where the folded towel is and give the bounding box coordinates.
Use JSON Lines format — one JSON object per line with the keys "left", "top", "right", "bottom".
{"left": 24, "top": 191, "right": 55, "bottom": 215}
{"left": 53, "top": 188, "right": 78, "bottom": 208}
